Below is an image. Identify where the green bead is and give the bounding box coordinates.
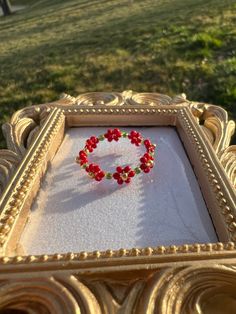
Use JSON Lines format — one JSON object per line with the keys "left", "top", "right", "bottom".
{"left": 98, "top": 135, "right": 105, "bottom": 141}
{"left": 106, "top": 173, "right": 112, "bottom": 179}
{"left": 134, "top": 167, "right": 141, "bottom": 174}
{"left": 122, "top": 132, "right": 128, "bottom": 138}
{"left": 82, "top": 164, "right": 88, "bottom": 169}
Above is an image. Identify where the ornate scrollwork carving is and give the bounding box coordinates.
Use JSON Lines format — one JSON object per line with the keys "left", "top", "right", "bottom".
{"left": 190, "top": 101, "right": 235, "bottom": 187}
{"left": 157, "top": 265, "right": 236, "bottom": 314}
{"left": 0, "top": 105, "right": 51, "bottom": 197}
{"left": 0, "top": 276, "right": 98, "bottom": 313}
{"left": 82, "top": 278, "right": 145, "bottom": 313}
{"left": 219, "top": 146, "right": 236, "bottom": 187}
{"left": 76, "top": 92, "right": 124, "bottom": 106}
{"left": 1, "top": 264, "right": 236, "bottom": 313}
{"left": 0, "top": 150, "right": 21, "bottom": 196}
{"left": 69, "top": 91, "right": 187, "bottom": 107}
{"left": 2, "top": 105, "right": 50, "bottom": 155}
{"left": 190, "top": 102, "right": 235, "bottom": 154}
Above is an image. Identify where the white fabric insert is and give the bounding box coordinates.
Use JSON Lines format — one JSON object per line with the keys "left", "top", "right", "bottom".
{"left": 20, "top": 127, "right": 217, "bottom": 255}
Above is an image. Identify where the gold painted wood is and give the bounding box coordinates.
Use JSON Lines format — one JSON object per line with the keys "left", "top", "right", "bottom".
{"left": 0, "top": 91, "right": 235, "bottom": 313}
{"left": 0, "top": 249, "right": 236, "bottom": 313}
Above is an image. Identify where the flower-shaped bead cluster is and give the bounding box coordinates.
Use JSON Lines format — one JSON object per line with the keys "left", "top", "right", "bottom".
{"left": 85, "top": 163, "right": 105, "bottom": 181}
{"left": 128, "top": 130, "right": 142, "bottom": 146}
{"left": 144, "top": 139, "right": 156, "bottom": 153}
{"left": 140, "top": 153, "right": 154, "bottom": 173}
{"left": 77, "top": 150, "right": 88, "bottom": 166}
{"left": 113, "top": 166, "right": 135, "bottom": 185}
{"left": 104, "top": 128, "right": 122, "bottom": 142}
{"left": 85, "top": 136, "right": 99, "bottom": 152}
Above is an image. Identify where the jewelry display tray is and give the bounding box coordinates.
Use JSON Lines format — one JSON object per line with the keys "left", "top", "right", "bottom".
{"left": 20, "top": 126, "right": 217, "bottom": 255}
{"left": 0, "top": 91, "right": 235, "bottom": 314}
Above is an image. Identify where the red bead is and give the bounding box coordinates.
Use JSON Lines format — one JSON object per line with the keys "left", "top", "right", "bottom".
{"left": 95, "top": 175, "right": 102, "bottom": 181}
{"left": 125, "top": 178, "right": 131, "bottom": 183}
{"left": 108, "top": 138, "right": 113, "bottom": 142}
{"left": 79, "top": 150, "right": 87, "bottom": 157}
{"left": 116, "top": 166, "right": 123, "bottom": 173}
{"left": 80, "top": 157, "right": 87, "bottom": 163}
{"left": 98, "top": 171, "right": 105, "bottom": 178}
{"left": 80, "top": 159, "right": 87, "bottom": 165}
{"left": 89, "top": 164, "right": 94, "bottom": 172}
{"left": 128, "top": 170, "right": 135, "bottom": 177}
{"left": 124, "top": 166, "right": 131, "bottom": 173}
{"left": 148, "top": 144, "right": 156, "bottom": 152}
{"left": 117, "top": 178, "right": 123, "bottom": 185}
{"left": 90, "top": 136, "right": 96, "bottom": 142}
{"left": 144, "top": 168, "right": 150, "bottom": 173}
{"left": 144, "top": 139, "right": 151, "bottom": 146}
{"left": 140, "top": 164, "right": 146, "bottom": 170}
{"left": 113, "top": 172, "right": 120, "bottom": 179}
{"left": 86, "top": 145, "right": 93, "bottom": 152}
{"left": 93, "top": 165, "right": 100, "bottom": 173}
{"left": 140, "top": 157, "right": 147, "bottom": 163}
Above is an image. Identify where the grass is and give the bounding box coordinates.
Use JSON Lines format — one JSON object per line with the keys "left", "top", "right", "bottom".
{"left": 0, "top": 0, "right": 236, "bottom": 147}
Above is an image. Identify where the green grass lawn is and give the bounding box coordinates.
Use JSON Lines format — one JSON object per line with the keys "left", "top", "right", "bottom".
{"left": 0, "top": 0, "right": 236, "bottom": 147}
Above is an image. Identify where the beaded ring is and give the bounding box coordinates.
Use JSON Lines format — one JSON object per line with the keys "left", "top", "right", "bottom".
{"left": 76, "top": 128, "right": 156, "bottom": 185}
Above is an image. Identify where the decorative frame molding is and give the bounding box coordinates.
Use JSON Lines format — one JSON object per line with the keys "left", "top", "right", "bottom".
{"left": 0, "top": 91, "right": 235, "bottom": 313}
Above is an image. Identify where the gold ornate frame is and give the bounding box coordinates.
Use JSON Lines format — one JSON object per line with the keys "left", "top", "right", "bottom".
{"left": 0, "top": 91, "right": 235, "bottom": 313}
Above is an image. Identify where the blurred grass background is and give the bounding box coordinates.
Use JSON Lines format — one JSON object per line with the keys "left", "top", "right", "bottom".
{"left": 0, "top": 0, "right": 235, "bottom": 148}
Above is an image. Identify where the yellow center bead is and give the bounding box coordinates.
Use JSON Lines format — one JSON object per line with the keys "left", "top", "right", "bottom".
{"left": 121, "top": 173, "right": 128, "bottom": 180}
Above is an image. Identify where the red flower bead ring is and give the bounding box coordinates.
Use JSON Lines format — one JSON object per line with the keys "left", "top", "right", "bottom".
{"left": 76, "top": 129, "right": 156, "bottom": 185}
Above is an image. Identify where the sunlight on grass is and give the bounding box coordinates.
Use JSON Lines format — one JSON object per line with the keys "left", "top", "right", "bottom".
{"left": 0, "top": 0, "right": 235, "bottom": 147}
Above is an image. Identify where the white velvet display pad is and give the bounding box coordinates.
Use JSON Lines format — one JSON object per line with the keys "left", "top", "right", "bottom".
{"left": 20, "top": 127, "right": 217, "bottom": 255}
